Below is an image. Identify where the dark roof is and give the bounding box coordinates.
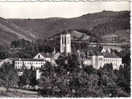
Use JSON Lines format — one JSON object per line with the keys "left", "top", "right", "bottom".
{"left": 15, "top": 58, "right": 45, "bottom": 61}
{"left": 87, "top": 56, "right": 92, "bottom": 59}
{"left": 39, "top": 52, "right": 52, "bottom": 58}
{"left": 88, "top": 50, "right": 103, "bottom": 56}
{"left": 103, "top": 52, "right": 120, "bottom": 58}
{"left": 102, "top": 34, "right": 118, "bottom": 38}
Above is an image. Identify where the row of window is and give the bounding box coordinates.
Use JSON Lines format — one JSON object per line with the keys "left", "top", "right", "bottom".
{"left": 15, "top": 65, "right": 42, "bottom": 69}
{"left": 103, "top": 58, "right": 122, "bottom": 62}
{"left": 15, "top": 61, "right": 45, "bottom": 65}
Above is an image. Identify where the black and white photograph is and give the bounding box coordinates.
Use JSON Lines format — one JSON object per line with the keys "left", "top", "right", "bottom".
{"left": 0, "top": 0, "right": 130, "bottom": 97}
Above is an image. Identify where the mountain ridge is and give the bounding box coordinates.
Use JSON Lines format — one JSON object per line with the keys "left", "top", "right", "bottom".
{"left": 0, "top": 11, "right": 130, "bottom": 46}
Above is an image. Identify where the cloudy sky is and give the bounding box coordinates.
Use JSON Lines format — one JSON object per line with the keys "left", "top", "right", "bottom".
{"left": 0, "top": 1, "right": 130, "bottom": 18}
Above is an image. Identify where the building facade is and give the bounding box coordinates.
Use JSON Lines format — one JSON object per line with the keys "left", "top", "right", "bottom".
{"left": 83, "top": 52, "right": 123, "bottom": 70}
{"left": 14, "top": 52, "right": 53, "bottom": 69}
{"left": 14, "top": 58, "right": 46, "bottom": 69}
{"left": 14, "top": 52, "right": 59, "bottom": 69}
{"left": 60, "top": 32, "right": 71, "bottom": 54}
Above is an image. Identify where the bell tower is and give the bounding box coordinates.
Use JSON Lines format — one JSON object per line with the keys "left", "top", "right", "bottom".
{"left": 60, "top": 31, "right": 71, "bottom": 54}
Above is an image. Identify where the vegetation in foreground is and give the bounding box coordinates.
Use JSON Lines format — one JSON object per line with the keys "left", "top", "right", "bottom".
{"left": 38, "top": 51, "right": 130, "bottom": 97}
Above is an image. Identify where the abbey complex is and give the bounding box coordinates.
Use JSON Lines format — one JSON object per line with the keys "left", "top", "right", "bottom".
{"left": 13, "top": 30, "right": 124, "bottom": 73}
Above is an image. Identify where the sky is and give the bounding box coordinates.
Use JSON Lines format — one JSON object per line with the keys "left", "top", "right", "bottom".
{"left": 0, "top": 1, "right": 130, "bottom": 19}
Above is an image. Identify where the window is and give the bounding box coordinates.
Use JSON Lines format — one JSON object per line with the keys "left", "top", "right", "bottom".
{"left": 38, "top": 55, "right": 41, "bottom": 59}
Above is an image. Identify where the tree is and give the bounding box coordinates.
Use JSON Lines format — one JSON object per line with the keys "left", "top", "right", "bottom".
{"left": 114, "top": 46, "right": 130, "bottom": 96}
{"left": 116, "top": 64, "right": 130, "bottom": 96}
{"left": 0, "top": 50, "right": 9, "bottom": 59}
{"left": 38, "top": 54, "right": 130, "bottom": 97}
{"left": 39, "top": 55, "right": 104, "bottom": 97}
{"left": 0, "top": 63, "right": 19, "bottom": 91}
{"left": 39, "top": 62, "right": 57, "bottom": 96}
{"left": 19, "top": 67, "right": 37, "bottom": 88}
{"left": 10, "top": 39, "right": 31, "bottom": 48}
{"left": 97, "top": 64, "right": 129, "bottom": 97}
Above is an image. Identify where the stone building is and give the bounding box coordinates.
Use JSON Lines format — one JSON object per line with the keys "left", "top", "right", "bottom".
{"left": 83, "top": 50, "right": 123, "bottom": 70}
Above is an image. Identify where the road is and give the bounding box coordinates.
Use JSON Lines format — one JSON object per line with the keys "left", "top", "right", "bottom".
{"left": 0, "top": 87, "right": 39, "bottom": 97}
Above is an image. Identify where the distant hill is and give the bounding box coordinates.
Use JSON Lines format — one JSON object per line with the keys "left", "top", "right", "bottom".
{"left": 0, "top": 17, "right": 36, "bottom": 46}
{"left": 0, "top": 11, "right": 130, "bottom": 46}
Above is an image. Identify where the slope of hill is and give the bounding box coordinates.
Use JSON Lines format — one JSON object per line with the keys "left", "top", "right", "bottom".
{"left": 0, "top": 17, "right": 36, "bottom": 46}
{"left": 0, "top": 11, "right": 130, "bottom": 46}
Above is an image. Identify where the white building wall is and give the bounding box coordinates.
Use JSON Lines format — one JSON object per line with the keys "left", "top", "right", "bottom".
{"left": 97, "top": 56, "right": 104, "bottom": 69}
{"left": 92, "top": 56, "right": 98, "bottom": 69}
{"left": 36, "top": 69, "right": 41, "bottom": 80}
{"left": 60, "top": 33, "right": 71, "bottom": 54}
{"left": 92, "top": 56, "right": 104, "bottom": 69}
{"left": 66, "top": 33, "right": 71, "bottom": 53}
{"left": 90, "top": 55, "right": 122, "bottom": 70}
{"left": 103, "top": 57, "right": 122, "bottom": 70}
{"left": 60, "top": 35, "right": 63, "bottom": 53}
{"left": 60, "top": 34, "right": 66, "bottom": 53}
{"left": 15, "top": 60, "right": 46, "bottom": 69}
